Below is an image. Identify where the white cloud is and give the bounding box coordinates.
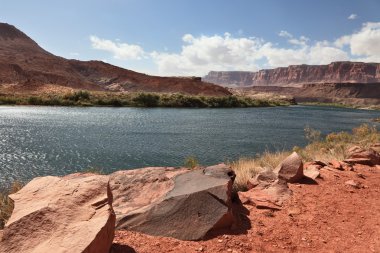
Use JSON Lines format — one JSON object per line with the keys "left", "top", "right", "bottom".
{"left": 151, "top": 33, "right": 262, "bottom": 75}
{"left": 278, "top": 30, "right": 292, "bottom": 38}
{"left": 90, "top": 35, "right": 145, "bottom": 60}
{"left": 278, "top": 30, "right": 309, "bottom": 46}
{"left": 90, "top": 22, "right": 380, "bottom": 76}
{"left": 348, "top": 14, "right": 358, "bottom": 20}
{"left": 151, "top": 32, "right": 347, "bottom": 75}
{"left": 335, "top": 22, "right": 380, "bottom": 62}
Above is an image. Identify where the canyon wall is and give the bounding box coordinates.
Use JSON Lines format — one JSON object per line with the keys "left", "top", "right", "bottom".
{"left": 203, "top": 62, "right": 380, "bottom": 87}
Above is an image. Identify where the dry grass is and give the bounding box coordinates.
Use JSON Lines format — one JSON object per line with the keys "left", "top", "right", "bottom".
{"left": 0, "top": 181, "right": 23, "bottom": 229}
{"left": 230, "top": 151, "right": 291, "bottom": 191}
{"left": 231, "top": 124, "right": 380, "bottom": 191}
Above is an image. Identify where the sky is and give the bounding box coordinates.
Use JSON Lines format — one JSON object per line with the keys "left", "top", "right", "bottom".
{"left": 1, "top": 0, "right": 380, "bottom": 76}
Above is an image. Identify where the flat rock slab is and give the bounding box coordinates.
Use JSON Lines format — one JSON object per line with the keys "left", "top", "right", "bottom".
{"left": 0, "top": 174, "right": 115, "bottom": 253}
{"left": 111, "top": 164, "right": 235, "bottom": 241}
{"left": 239, "top": 181, "right": 292, "bottom": 210}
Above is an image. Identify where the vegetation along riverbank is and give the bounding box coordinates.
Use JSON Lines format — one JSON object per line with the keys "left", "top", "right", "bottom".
{"left": 0, "top": 91, "right": 295, "bottom": 108}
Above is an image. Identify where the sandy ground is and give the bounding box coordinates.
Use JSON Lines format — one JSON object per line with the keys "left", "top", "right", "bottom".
{"left": 111, "top": 164, "right": 380, "bottom": 253}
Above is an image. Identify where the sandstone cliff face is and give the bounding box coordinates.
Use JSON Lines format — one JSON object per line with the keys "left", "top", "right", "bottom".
{"left": 0, "top": 23, "right": 231, "bottom": 96}
{"left": 203, "top": 62, "right": 380, "bottom": 87}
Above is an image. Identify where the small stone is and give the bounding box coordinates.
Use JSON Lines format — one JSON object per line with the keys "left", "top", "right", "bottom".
{"left": 357, "top": 173, "right": 366, "bottom": 179}
{"left": 288, "top": 207, "right": 301, "bottom": 216}
{"left": 218, "top": 239, "right": 223, "bottom": 243}
{"left": 329, "top": 160, "right": 343, "bottom": 170}
{"left": 227, "top": 249, "right": 233, "bottom": 252}
{"left": 345, "top": 180, "right": 362, "bottom": 189}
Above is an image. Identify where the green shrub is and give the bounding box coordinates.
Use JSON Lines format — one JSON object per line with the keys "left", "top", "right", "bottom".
{"left": 184, "top": 156, "right": 199, "bottom": 169}
{"left": 132, "top": 93, "right": 160, "bottom": 107}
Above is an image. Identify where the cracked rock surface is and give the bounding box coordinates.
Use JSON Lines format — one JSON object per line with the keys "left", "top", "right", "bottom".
{"left": 110, "top": 164, "right": 235, "bottom": 241}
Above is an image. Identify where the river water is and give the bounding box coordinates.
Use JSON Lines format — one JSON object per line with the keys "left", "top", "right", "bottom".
{"left": 0, "top": 105, "right": 379, "bottom": 185}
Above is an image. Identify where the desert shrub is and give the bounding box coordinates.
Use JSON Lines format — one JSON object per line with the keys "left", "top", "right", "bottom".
{"left": 81, "top": 167, "right": 104, "bottom": 174}
{"left": 132, "top": 93, "right": 160, "bottom": 107}
{"left": 0, "top": 181, "right": 23, "bottom": 229}
{"left": 304, "top": 125, "right": 322, "bottom": 143}
{"left": 64, "top": 90, "right": 90, "bottom": 101}
{"left": 184, "top": 156, "right": 199, "bottom": 169}
{"left": 0, "top": 96, "right": 18, "bottom": 105}
{"left": 27, "top": 96, "right": 45, "bottom": 105}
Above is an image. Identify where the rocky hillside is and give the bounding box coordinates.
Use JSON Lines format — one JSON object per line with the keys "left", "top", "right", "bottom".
{"left": 0, "top": 23, "right": 230, "bottom": 96}
{"left": 236, "top": 82, "right": 380, "bottom": 107}
{"left": 203, "top": 62, "right": 380, "bottom": 87}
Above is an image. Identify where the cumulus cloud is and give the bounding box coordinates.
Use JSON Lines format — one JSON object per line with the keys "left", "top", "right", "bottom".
{"left": 151, "top": 32, "right": 347, "bottom": 75}
{"left": 151, "top": 33, "right": 262, "bottom": 75}
{"left": 348, "top": 14, "right": 358, "bottom": 20}
{"left": 90, "top": 35, "right": 145, "bottom": 60}
{"left": 335, "top": 22, "right": 380, "bottom": 62}
{"left": 90, "top": 22, "right": 380, "bottom": 76}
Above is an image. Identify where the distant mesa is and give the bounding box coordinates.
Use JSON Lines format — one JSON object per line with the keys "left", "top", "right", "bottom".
{"left": 0, "top": 22, "right": 230, "bottom": 96}
{"left": 203, "top": 62, "right": 380, "bottom": 107}
{"left": 203, "top": 61, "right": 380, "bottom": 87}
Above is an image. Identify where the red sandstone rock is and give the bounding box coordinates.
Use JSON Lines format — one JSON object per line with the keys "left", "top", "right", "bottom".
{"left": 303, "top": 165, "right": 320, "bottom": 180}
{"left": 203, "top": 62, "right": 380, "bottom": 87}
{"left": 0, "top": 174, "right": 115, "bottom": 253}
{"left": 346, "top": 146, "right": 380, "bottom": 166}
{"left": 274, "top": 152, "right": 304, "bottom": 183}
{"left": 329, "top": 160, "right": 344, "bottom": 170}
{"left": 246, "top": 169, "right": 277, "bottom": 190}
{"left": 238, "top": 182, "right": 291, "bottom": 210}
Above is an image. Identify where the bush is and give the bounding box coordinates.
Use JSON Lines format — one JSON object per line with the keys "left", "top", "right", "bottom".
{"left": 0, "top": 181, "right": 23, "bottom": 229}
{"left": 64, "top": 90, "right": 91, "bottom": 101}
{"left": 132, "top": 93, "right": 160, "bottom": 107}
{"left": 184, "top": 156, "right": 199, "bottom": 169}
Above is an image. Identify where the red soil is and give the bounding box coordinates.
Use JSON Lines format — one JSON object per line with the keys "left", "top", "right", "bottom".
{"left": 112, "top": 164, "right": 380, "bottom": 253}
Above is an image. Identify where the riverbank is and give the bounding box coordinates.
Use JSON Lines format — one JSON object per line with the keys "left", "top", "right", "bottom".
{"left": 0, "top": 91, "right": 295, "bottom": 108}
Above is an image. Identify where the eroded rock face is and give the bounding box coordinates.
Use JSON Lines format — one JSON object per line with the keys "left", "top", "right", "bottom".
{"left": 0, "top": 174, "right": 115, "bottom": 253}
{"left": 275, "top": 152, "right": 304, "bottom": 183}
{"left": 111, "top": 164, "right": 236, "bottom": 241}
{"left": 203, "top": 62, "right": 380, "bottom": 87}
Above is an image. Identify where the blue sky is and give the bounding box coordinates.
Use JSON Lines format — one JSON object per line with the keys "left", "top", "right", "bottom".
{"left": 1, "top": 0, "right": 380, "bottom": 76}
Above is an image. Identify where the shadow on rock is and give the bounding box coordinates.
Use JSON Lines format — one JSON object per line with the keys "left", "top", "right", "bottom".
{"left": 298, "top": 176, "right": 318, "bottom": 185}
{"left": 204, "top": 196, "right": 251, "bottom": 239}
{"left": 110, "top": 243, "right": 137, "bottom": 253}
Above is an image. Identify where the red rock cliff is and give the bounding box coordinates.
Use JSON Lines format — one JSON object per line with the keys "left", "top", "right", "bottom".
{"left": 203, "top": 62, "right": 380, "bottom": 87}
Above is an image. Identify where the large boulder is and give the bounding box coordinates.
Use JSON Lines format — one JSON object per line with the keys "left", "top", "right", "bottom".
{"left": 110, "top": 164, "right": 236, "bottom": 241}
{"left": 0, "top": 174, "right": 115, "bottom": 253}
{"left": 274, "top": 152, "right": 304, "bottom": 183}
